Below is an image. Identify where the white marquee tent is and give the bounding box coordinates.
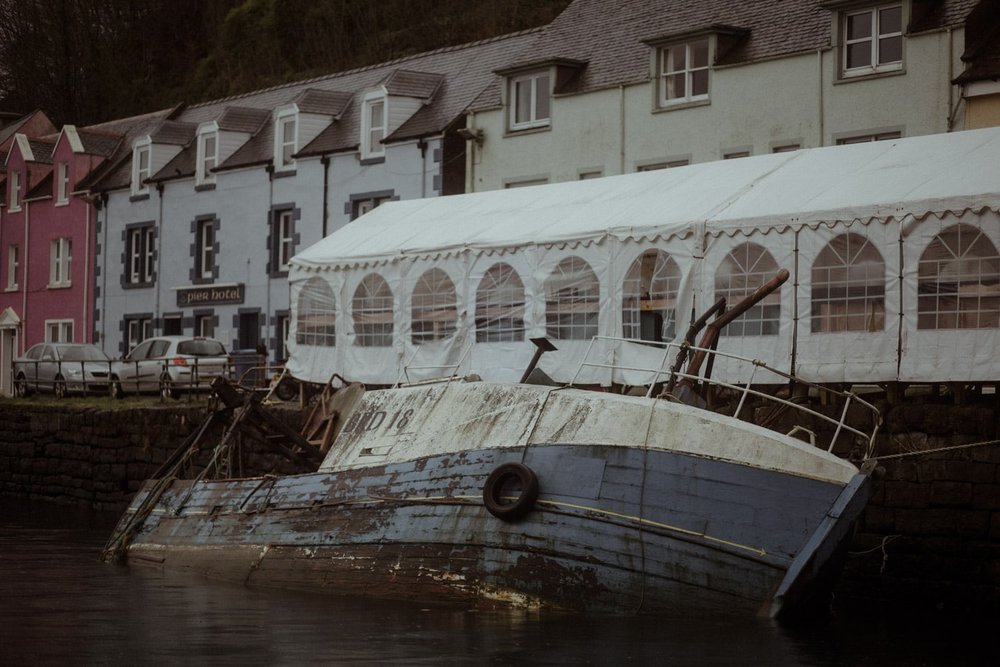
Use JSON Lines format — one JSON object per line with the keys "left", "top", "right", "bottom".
{"left": 286, "top": 127, "right": 1000, "bottom": 387}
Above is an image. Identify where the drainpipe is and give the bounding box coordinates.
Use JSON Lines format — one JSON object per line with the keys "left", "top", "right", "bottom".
{"left": 817, "top": 49, "right": 825, "bottom": 146}
{"left": 155, "top": 182, "right": 164, "bottom": 327}
{"left": 418, "top": 138, "right": 428, "bottom": 198}
{"left": 21, "top": 198, "right": 29, "bottom": 353}
{"left": 82, "top": 195, "right": 91, "bottom": 342}
{"left": 99, "top": 193, "right": 109, "bottom": 349}
{"left": 265, "top": 164, "right": 274, "bottom": 357}
{"left": 321, "top": 155, "right": 330, "bottom": 238}
{"left": 619, "top": 85, "right": 626, "bottom": 174}
{"left": 467, "top": 112, "right": 476, "bottom": 193}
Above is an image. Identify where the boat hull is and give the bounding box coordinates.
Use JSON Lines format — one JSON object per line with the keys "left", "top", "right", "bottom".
{"left": 116, "top": 443, "right": 870, "bottom": 617}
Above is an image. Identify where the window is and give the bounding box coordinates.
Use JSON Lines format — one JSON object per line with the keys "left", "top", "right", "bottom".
{"left": 162, "top": 315, "right": 182, "bottom": 335}
{"left": 579, "top": 170, "right": 603, "bottom": 180}
{"left": 125, "top": 316, "right": 153, "bottom": 351}
{"left": 195, "top": 313, "right": 215, "bottom": 338}
{"left": 714, "top": 243, "right": 781, "bottom": 336}
{"left": 509, "top": 71, "right": 551, "bottom": 130}
{"left": 276, "top": 112, "right": 297, "bottom": 170}
{"left": 637, "top": 160, "right": 689, "bottom": 172}
{"left": 659, "top": 39, "right": 710, "bottom": 106}
{"left": 276, "top": 314, "right": 290, "bottom": 360}
{"left": 917, "top": 224, "right": 1000, "bottom": 330}
{"left": 6, "top": 245, "right": 18, "bottom": 290}
{"left": 362, "top": 95, "right": 386, "bottom": 159}
{"left": 296, "top": 277, "right": 336, "bottom": 347}
{"left": 127, "top": 225, "right": 155, "bottom": 285}
{"left": 772, "top": 144, "right": 801, "bottom": 153}
{"left": 504, "top": 178, "right": 548, "bottom": 189}
{"left": 811, "top": 233, "right": 886, "bottom": 333}
{"left": 49, "top": 238, "right": 72, "bottom": 288}
{"left": 622, "top": 250, "right": 681, "bottom": 342}
{"left": 196, "top": 218, "right": 215, "bottom": 281}
{"left": 843, "top": 4, "right": 903, "bottom": 76}
{"left": 836, "top": 131, "right": 902, "bottom": 145}
{"left": 45, "top": 320, "right": 73, "bottom": 343}
{"left": 411, "top": 268, "right": 457, "bottom": 344}
{"left": 56, "top": 162, "right": 69, "bottom": 204}
{"left": 197, "top": 130, "right": 217, "bottom": 185}
{"left": 272, "top": 209, "right": 295, "bottom": 274}
{"left": 238, "top": 311, "right": 260, "bottom": 350}
{"left": 723, "top": 151, "right": 750, "bottom": 160}
{"left": 476, "top": 263, "right": 525, "bottom": 343}
{"left": 9, "top": 171, "right": 20, "bottom": 210}
{"left": 132, "top": 140, "right": 151, "bottom": 195}
{"left": 352, "top": 273, "right": 394, "bottom": 347}
{"left": 351, "top": 195, "right": 390, "bottom": 220}
{"left": 545, "top": 256, "right": 599, "bottom": 341}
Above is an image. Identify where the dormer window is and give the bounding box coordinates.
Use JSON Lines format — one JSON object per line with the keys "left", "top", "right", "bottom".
{"left": 509, "top": 71, "right": 551, "bottom": 131}
{"left": 132, "top": 139, "right": 151, "bottom": 195}
{"left": 196, "top": 127, "right": 218, "bottom": 186}
{"left": 56, "top": 162, "right": 69, "bottom": 204}
{"left": 275, "top": 110, "right": 297, "bottom": 171}
{"left": 659, "top": 38, "right": 710, "bottom": 107}
{"left": 9, "top": 171, "right": 21, "bottom": 211}
{"left": 842, "top": 3, "right": 903, "bottom": 77}
{"left": 361, "top": 93, "right": 386, "bottom": 160}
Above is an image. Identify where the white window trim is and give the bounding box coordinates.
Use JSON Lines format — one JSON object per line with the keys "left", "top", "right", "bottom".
{"left": 361, "top": 92, "right": 387, "bottom": 159}
{"left": 49, "top": 238, "right": 72, "bottom": 288}
{"left": 658, "top": 38, "right": 711, "bottom": 108}
{"left": 55, "top": 162, "right": 70, "bottom": 205}
{"left": 196, "top": 125, "right": 218, "bottom": 185}
{"left": 9, "top": 171, "right": 21, "bottom": 212}
{"left": 277, "top": 210, "right": 294, "bottom": 272}
{"left": 45, "top": 319, "right": 74, "bottom": 343}
{"left": 274, "top": 109, "right": 298, "bottom": 171}
{"left": 508, "top": 71, "right": 551, "bottom": 131}
{"left": 6, "top": 245, "right": 19, "bottom": 291}
{"left": 127, "top": 226, "right": 154, "bottom": 284}
{"left": 132, "top": 139, "right": 151, "bottom": 195}
{"left": 198, "top": 219, "right": 214, "bottom": 279}
{"left": 842, "top": 3, "right": 904, "bottom": 78}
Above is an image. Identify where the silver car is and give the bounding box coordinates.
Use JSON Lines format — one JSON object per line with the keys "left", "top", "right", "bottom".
{"left": 13, "top": 343, "right": 114, "bottom": 398}
{"left": 110, "top": 336, "right": 231, "bottom": 399}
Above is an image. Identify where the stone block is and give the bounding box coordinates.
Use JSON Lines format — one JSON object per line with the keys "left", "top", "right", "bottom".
{"left": 929, "top": 481, "right": 973, "bottom": 506}
{"left": 884, "top": 481, "right": 930, "bottom": 509}
{"left": 972, "top": 485, "right": 1000, "bottom": 510}
{"left": 894, "top": 508, "right": 957, "bottom": 536}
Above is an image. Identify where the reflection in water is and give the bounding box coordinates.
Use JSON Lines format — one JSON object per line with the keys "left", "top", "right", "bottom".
{"left": 0, "top": 499, "right": 995, "bottom": 666}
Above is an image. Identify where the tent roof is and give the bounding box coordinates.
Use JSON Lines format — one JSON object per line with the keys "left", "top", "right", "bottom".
{"left": 292, "top": 127, "right": 1000, "bottom": 272}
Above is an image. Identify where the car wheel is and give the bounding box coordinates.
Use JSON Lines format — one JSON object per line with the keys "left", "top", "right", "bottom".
{"left": 275, "top": 377, "right": 298, "bottom": 402}
{"left": 14, "top": 374, "right": 30, "bottom": 398}
{"left": 54, "top": 376, "right": 67, "bottom": 399}
{"left": 159, "top": 376, "right": 178, "bottom": 400}
{"left": 110, "top": 376, "right": 124, "bottom": 400}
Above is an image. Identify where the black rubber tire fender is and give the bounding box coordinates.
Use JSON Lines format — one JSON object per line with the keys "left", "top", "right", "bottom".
{"left": 482, "top": 462, "right": 539, "bottom": 521}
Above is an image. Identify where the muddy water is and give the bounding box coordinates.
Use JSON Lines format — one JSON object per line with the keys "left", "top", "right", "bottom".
{"left": 0, "top": 499, "right": 994, "bottom": 666}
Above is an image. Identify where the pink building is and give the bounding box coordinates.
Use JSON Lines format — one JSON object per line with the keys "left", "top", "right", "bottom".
{"left": 0, "top": 126, "right": 116, "bottom": 394}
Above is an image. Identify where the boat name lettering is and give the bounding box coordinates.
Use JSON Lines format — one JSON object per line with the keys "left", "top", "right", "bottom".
{"left": 344, "top": 408, "right": 414, "bottom": 433}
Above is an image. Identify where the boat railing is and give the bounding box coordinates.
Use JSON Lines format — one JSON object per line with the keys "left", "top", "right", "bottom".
{"left": 393, "top": 341, "right": 473, "bottom": 388}
{"left": 571, "top": 336, "right": 881, "bottom": 460}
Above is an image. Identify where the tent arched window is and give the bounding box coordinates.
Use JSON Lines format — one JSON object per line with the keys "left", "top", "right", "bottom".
{"left": 545, "top": 256, "right": 599, "bottom": 341}
{"left": 622, "top": 249, "right": 680, "bottom": 342}
{"left": 918, "top": 224, "right": 1000, "bottom": 329}
{"left": 352, "top": 273, "right": 394, "bottom": 347}
{"left": 714, "top": 242, "right": 781, "bottom": 336}
{"left": 811, "top": 233, "right": 886, "bottom": 333}
{"left": 295, "top": 277, "right": 336, "bottom": 346}
{"left": 475, "top": 263, "right": 525, "bottom": 343}
{"left": 411, "top": 268, "right": 458, "bottom": 344}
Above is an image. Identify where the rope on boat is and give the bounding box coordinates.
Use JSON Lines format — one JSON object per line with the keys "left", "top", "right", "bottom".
{"left": 872, "top": 437, "right": 1000, "bottom": 461}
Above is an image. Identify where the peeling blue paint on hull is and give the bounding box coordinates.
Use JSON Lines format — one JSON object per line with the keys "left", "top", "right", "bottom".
{"left": 118, "top": 444, "right": 870, "bottom": 617}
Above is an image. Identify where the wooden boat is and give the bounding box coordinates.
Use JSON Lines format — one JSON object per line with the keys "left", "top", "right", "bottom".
{"left": 105, "top": 271, "right": 879, "bottom": 618}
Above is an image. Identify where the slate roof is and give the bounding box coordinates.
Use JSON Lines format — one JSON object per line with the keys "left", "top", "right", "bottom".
{"left": 78, "top": 106, "right": 180, "bottom": 192}
{"left": 954, "top": 0, "right": 1000, "bottom": 83}
{"left": 24, "top": 171, "right": 53, "bottom": 201}
{"left": 76, "top": 129, "right": 122, "bottom": 157}
{"left": 217, "top": 106, "right": 271, "bottom": 133}
{"left": 166, "top": 28, "right": 539, "bottom": 166}
{"left": 470, "top": 0, "right": 981, "bottom": 109}
{"left": 150, "top": 120, "right": 197, "bottom": 146}
{"left": 27, "top": 139, "right": 55, "bottom": 164}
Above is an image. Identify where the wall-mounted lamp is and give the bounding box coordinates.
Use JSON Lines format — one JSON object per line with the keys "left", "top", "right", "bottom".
{"left": 456, "top": 126, "right": 484, "bottom": 146}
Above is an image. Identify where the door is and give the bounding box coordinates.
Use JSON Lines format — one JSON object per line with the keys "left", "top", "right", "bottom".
{"left": 0, "top": 328, "right": 15, "bottom": 396}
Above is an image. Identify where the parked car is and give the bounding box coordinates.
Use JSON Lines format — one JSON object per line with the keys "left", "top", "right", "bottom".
{"left": 13, "top": 343, "right": 114, "bottom": 398}
{"left": 110, "top": 336, "right": 232, "bottom": 399}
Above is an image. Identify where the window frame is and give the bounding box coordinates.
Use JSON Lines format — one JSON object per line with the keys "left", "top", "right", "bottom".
{"left": 657, "top": 38, "right": 711, "bottom": 108}
{"left": 9, "top": 170, "right": 21, "bottom": 211}
{"left": 508, "top": 70, "right": 552, "bottom": 131}
{"left": 810, "top": 232, "right": 887, "bottom": 333}
{"left": 352, "top": 273, "right": 395, "bottom": 348}
{"left": 622, "top": 249, "right": 681, "bottom": 343}
{"left": 44, "top": 319, "right": 74, "bottom": 343}
{"left": 361, "top": 92, "right": 387, "bottom": 160}
{"left": 125, "top": 316, "right": 153, "bottom": 352}
{"left": 276, "top": 210, "right": 295, "bottom": 273}
{"left": 49, "top": 238, "right": 72, "bottom": 288}
{"left": 126, "top": 224, "right": 155, "bottom": 286}
{"left": 841, "top": 3, "right": 904, "bottom": 78}
{"left": 714, "top": 242, "right": 782, "bottom": 337}
{"left": 196, "top": 126, "right": 218, "bottom": 186}
{"left": 475, "top": 262, "right": 526, "bottom": 343}
{"left": 196, "top": 218, "right": 216, "bottom": 281}
{"left": 6, "top": 245, "right": 18, "bottom": 290}
{"left": 132, "top": 139, "right": 151, "bottom": 196}
{"left": 410, "top": 268, "right": 458, "bottom": 345}
{"left": 917, "top": 224, "right": 1000, "bottom": 330}
{"left": 274, "top": 110, "right": 298, "bottom": 171}
{"left": 295, "top": 277, "right": 337, "bottom": 348}
{"left": 55, "top": 161, "right": 69, "bottom": 205}
{"left": 544, "top": 256, "right": 600, "bottom": 341}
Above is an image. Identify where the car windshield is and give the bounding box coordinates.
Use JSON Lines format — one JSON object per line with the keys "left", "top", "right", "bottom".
{"left": 177, "top": 340, "right": 227, "bottom": 357}
{"left": 60, "top": 346, "right": 110, "bottom": 362}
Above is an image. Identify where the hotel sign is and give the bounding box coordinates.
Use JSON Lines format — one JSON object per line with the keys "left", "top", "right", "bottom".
{"left": 176, "top": 283, "right": 245, "bottom": 307}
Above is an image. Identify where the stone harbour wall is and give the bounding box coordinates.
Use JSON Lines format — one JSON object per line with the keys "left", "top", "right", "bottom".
{"left": 0, "top": 402, "right": 304, "bottom": 512}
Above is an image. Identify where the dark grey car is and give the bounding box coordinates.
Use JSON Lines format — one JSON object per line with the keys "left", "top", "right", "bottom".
{"left": 13, "top": 343, "right": 114, "bottom": 398}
